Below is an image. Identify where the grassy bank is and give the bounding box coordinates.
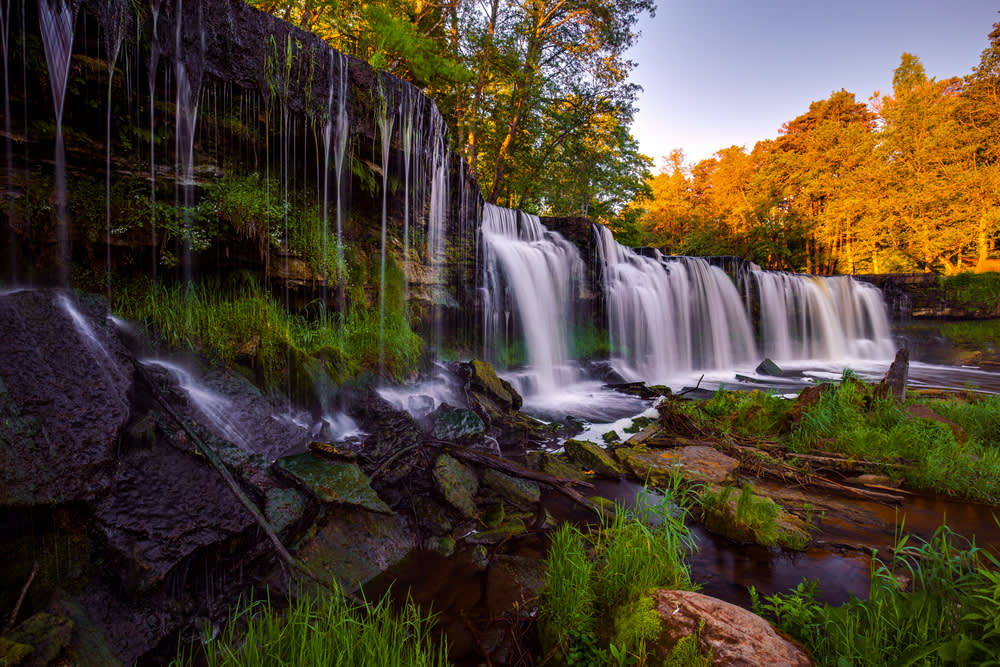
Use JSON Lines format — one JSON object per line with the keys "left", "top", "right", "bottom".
{"left": 173, "top": 589, "right": 447, "bottom": 666}
{"left": 754, "top": 525, "right": 1000, "bottom": 666}
{"left": 674, "top": 376, "right": 1000, "bottom": 504}
{"left": 115, "top": 279, "right": 423, "bottom": 387}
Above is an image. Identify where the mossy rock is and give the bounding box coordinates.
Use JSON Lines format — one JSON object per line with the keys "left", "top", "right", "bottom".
{"left": 616, "top": 445, "right": 738, "bottom": 487}
{"left": 276, "top": 453, "right": 391, "bottom": 514}
{"left": 525, "top": 451, "right": 588, "bottom": 482}
{"left": 425, "top": 535, "right": 456, "bottom": 557}
{"left": 431, "top": 403, "right": 486, "bottom": 440}
{"left": 5, "top": 612, "right": 73, "bottom": 667}
{"left": 701, "top": 486, "right": 810, "bottom": 550}
{"left": 264, "top": 487, "right": 308, "bottom": 537}
{"left": 433, "top": 453, "right": 479, "bottom": 519}
{"left": 0, "top": 637, "right": 32, "bottom": 666}
{"left": 564, "top": 439, "right": 623, "bottom": 477}
{"left": 467, "top": 359, "right": 522, "bottom": 411}
{"left": 466, "top": 517, "right": 527, "bottom": 544}
{"left": 482, "top": 468, "right": 540, "bottom": 508}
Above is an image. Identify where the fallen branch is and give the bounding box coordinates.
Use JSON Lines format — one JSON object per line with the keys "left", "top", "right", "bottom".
{"left": 677, "top": 374, "right": 705, "bottom": 397}
{"left": 786, "top": 452, "right": 909, "bottom": 470}
{"left": 4, "top": 559, "right": 38, "bottom": 634}
{"left": 135, "top": 362, "right": 353, "bottom": 599}
{"left": 724, "top": 441, "right": 904, "bottom": 503}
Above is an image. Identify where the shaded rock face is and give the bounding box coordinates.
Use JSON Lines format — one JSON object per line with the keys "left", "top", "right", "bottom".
{"left": 653, "top": 589, "right": 812, "bottom": 667}
{"left": 94, "top": 444, "right": 257, "bottom": 595}
{"left": 0, "top": 290, "right": 133, "bottom": 506}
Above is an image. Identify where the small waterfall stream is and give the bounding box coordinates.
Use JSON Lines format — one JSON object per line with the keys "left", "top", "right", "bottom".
{"left": 37, "top": 0, "right": 75, "bottom": 284}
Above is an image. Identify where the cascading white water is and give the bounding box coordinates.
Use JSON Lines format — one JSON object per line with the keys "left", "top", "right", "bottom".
{"left": 481, "top": 204, "right": 583, "bottom": 395}
{"left": 38, "top": 0, "right": 75, "bottom": 284}
{"left": 594, "top": 224, "right": 756, "bottom": 382}
{"left": 173, "top": 0, "right": 204, "bottom": 283}
{"left": 752, "top": 272, "right": 895, "bottom": 361}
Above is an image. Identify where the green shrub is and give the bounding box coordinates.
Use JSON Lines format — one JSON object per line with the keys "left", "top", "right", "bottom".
{"left": 539, "top": 482, "right": 698, "bottom": 664}
{"left": 754, "top": 525, "right": 1000, "bottom": 666}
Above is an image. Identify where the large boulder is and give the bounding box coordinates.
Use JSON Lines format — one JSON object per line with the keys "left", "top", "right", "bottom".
{"left": 93, "top": 444, "right": 256, "bottom": 594}
{"left": 652, "top": 589, "right": 812, "bottom": 666}
{"left": 0, "top": 290, "right": 133, "bottom": 506}
{"left": 616, "top": 445, "right": 738, "bottom": 486}
{"left": 465, "top": 359, "right": 522, "bottom": 412}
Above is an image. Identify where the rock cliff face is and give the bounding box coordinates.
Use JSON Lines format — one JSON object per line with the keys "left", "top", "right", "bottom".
{"left": 856, "top": 274, "right": 1000, "bottom": 319}
{"left": 2, "top": 0, "right": 483, "bottom": 347}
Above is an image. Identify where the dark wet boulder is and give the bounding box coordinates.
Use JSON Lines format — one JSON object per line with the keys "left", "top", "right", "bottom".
{"left": 755, "top": 358, "right": 784, "bottom": 377}
{"left": 295, "top": 510, "right": 417, "bottom": 595}
{"left": 93, "top": 445, "right": 256, "bottom": 595}
{"left": 431, "top": 403, "right": 486, "bottom": 440}
{"left": 0, "top": 290, "right": 133, "bottom": 506}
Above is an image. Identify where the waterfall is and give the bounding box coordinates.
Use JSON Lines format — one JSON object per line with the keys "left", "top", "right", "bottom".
{"left": 173, "top": 0, "right": 204, "bottom": 284}
{"left": 376, "top": 81, "right": 395, "bottom": 374}
{"left": 427, "top": 110, "right": 449, "bottom": 352}
{"left": 38, "top": 0, "right": 75, "bottom": 285}
{"left": 594, "top": 224, "right": 756, "bottom": 382}
{"left": 104, "top": 3, "right": 127, "bottom": 300}
{"left": 480, "top": 204, "right": 583, "bottom": 395}
{"left": 148, "top": 0, "right": 162, "bottom": 284}
{"left": 752, "top": 271, "right": 895, "bottom": 361}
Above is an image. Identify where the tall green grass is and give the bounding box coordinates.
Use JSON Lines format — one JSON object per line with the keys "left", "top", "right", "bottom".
{"left": 539, "top": 481, "right": 699, "bottom": 665}
{"left": 173, "top": 589, "right": 448, "bottom": 667}
{"left": 753, "top": 524, "right": 1000, "bottom": 666}
{"left": 787, "top": 374, "right": 1000, "bottom": 503}
{"left": 115, "top": 279, "right": 423, "bottom": 386}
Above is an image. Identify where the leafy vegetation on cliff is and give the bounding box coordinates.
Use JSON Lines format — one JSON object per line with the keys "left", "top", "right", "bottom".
{"left": 115, "top": 279, "right": 423, "bottom": 387}
{"left": 250, "top": 0, "right": 655, "bottom": 233}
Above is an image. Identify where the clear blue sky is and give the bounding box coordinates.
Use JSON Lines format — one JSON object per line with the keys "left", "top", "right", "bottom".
{"left": 628, "top": 1, "right": 1000, "bottom": 171}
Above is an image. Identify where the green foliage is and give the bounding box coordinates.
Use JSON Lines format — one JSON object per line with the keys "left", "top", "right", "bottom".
{"left": 539, "top": 483, "right": 697, "bottom": 664}
{"left": 174, "top": 589, "right": 447, "bottom": 667}
{"left": 938, "top": 272, "right": 1000, "bottom": 313}
{"left": 786, "top": 377, "right": 1000, "bottom": 503}
{"left": 115, "top": 278, "right": 423, "bottom": 388}
{"left": 661, "top": 630, "right": 711, "bottom": 667}
{"left": 926, "top": 393, "right": 1000, "bottom": 446}
{"left": 690, "top": 388, "right": 791, "bottom": 438}
{"left": 754, "top": 525, "right": 1000, "bottom": 666}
